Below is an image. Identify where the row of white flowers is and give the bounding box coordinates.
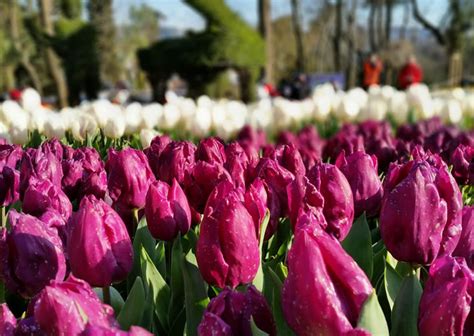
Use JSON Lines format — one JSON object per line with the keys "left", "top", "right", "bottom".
{"left": 0, "top": 84, "right": 472, "bottom": 147}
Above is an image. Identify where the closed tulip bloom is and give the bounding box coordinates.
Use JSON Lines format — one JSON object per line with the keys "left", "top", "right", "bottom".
{"left": 106, "top": 148, "right": 155, "bottom": 209}
{"left": 198, "top": 286, "right": 276, "bottom": 336}
{"left": 31, "top": 275, "right": 116, "bottom": 335}
{"left": 196, "top": 137, "right": 226, "bottom": 165}
{"left": 451, "top": 144, "right": 474, "bottom": 185}
{"left": 144, "top": 135, "right": 171, "bottom": 177}
{"left": 380, "top": 158, "right": 463, "bottom": 265}
{"left": 157, "top": 141, "right": 196, "bottom": 185}
{"left": 225, "top": 142, "right": 253, "bottom": 190}
{"left": 308, "top": 163, "right": 354, "bottom": 240}
{"left": 68, "top": 195, "right": 133, "bottom": 287}
{"left": 244, "top": 178, "right": 268, "bottom": 238}
{"left": 19, "top": 150, "right": 63, "bottom": 198}
{"left": 0, "top": 144, "right": 22, "bottom": 171}
{"left": 282, "top": 217, "right": 373, "bottom": 336}
{"left": 287, "top": 175, "right": 326, "bottom": 231}
{"left": 0, "top": 210, "right": 66, "bottom": 298}
{"left": 22, "top": 178, "right": 72, "bottom": 222}
{"left": 0, "top": 166, "right": 19, "bottom": 206}
{"left": 453, "top": 206, "right": 474, "bottom": 269}
{"left": 418, "top": 256, "right": 474, "bottom": 336}
{"left": 197, "top": 181, "right": 260, "bottom": 288}
{"left": 0, "top": 304, "right": 16, "bottom": 336}
{"left": 145, "top": 179, "right": 191, "bottom": 241}
{"left": 268, "top": 144, "right": 306, "bottom": 177}
{"left": 335, "top": 151, "right": 383, "bottom": 217}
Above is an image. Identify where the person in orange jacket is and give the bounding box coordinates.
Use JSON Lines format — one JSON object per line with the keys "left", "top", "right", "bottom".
{"left": 363, "top": 54, "right": 383, "bottom": 89}
{"left": 398, "top": 55, "right": 423, "bottom": 90}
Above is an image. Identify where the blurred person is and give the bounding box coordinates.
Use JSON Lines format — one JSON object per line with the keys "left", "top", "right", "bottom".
{"left": 398, "top": 55, "right": 423, "bottom": 90}
{"left": 362, "top": 53, "right": 383, "bottom": 89}
{"left": 257, "top": 68, "right": 279, "bottom": 99}
{"left": 291, "top": 73, "right": 310, "bottom": 100}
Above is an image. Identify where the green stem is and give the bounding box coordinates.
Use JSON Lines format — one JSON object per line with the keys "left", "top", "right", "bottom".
{"left": 1, "top": 207, "right": 6, "bottom": 228}
{"left": 102, "top": 286, "right": 111, "bottom": 305}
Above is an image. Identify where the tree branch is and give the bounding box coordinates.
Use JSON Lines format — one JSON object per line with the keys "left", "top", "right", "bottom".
{"left": 410, "top": 0, "right": 445, "bottom": 45}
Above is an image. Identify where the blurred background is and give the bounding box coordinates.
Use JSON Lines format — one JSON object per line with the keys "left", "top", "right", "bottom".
{"left": 1, "top": 0, "right": 473, "bottom": 106}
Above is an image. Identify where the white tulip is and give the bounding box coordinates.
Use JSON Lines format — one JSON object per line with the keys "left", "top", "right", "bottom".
{"left": 141, "top": 103, "right": 163, "bottom": 129}
{"left": 43, "top": 112, "right": 66, "bottom": 139}
{"left": 335, "top": 95, "right": 360, "bottom": 121}
{"left": 140, "top": 129, "right": 159, "bottom": 148}
{"left": 21, "top": 88, "right": 42, "bottom": 112}
{"left": 103, "top": 110, "right": 126, "bottom": 139}
{"left": 1, "top": 100, "right": 23, "bottom": 126}
{"left": 162, "top": 103, "right": 181, "bottom": 129}
{"left": 441, "top": 99, "right": 463, "bottom": 124}
{"left": 124, "top": 102, "right": 143, "bottom": 135}
{"left": 90, "top": 99, "right": 114, "bottom": 128}
{"left": 389, "top": 91, "right": 409, "bottom": 124}
{"left": 192, "top": 106, "right": 212, "bottom": 137}
{"left": 10, "top": 126, "right": 28, "bottom": 145}
{"left": 71, "top": 113, "right": 98, "bottom": 141}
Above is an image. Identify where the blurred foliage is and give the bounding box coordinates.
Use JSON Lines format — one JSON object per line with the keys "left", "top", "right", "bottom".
{"left": 138, "top": 0, "right": 264, "bottom": 102}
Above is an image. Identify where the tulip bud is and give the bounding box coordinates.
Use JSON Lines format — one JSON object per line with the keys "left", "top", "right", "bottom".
{"left": 308, "top": 163, "right": 355, "bottom": 240}
{"left": 225, "top": 142, "right": 252, "bottom": 190}
{"left": 20, "top": 150, "right": 63, "bottom": 198}
{"left": 268, "top": 144, "right": 306, "bottom": 177}
{"left": 282, "top": 217, "right": 373, "bottom": 336}
{"left": 0, "top": 210, "right": 66, "bottom": 297}
{"left": 380, "top": 159, "right": 463, "bottom": 264}
{"left": 157, "top": 141, "right": 196, "bottom": 185}
{"left": 0, "top": 144, "right": 22, "bottom": 171}
{"left": 68, "top": 195, "right": 133, "bottom": 287}
{"left": 145, "top": 179, "right": 191, "bottom": 241}
{"left": 453, "top": 206, "right": 474, "bottom": 268}
{"left": 287, "top": 175, "right": 326, "bottom": 231}
{"left": 237, "top": 125, "right": 267, "bottom": 149}
{"left": 0, "top": 304, "right": 16, "bottom": 336}
{"left": 22, "top": 178, "right": 72, "bottom": 222}
{"left": 106, "top": 148, "right": 155, "bottom": 209}
{"left": 196, "top": 137, "right": 226, "bottom": 165}
{"left": 450, "top": 145, "right": 474, "bottom": 185}
{"left": 198, "top": 286, "right": 276, "bottom": 336}
{"left": 335, "top": 151, "right": 383, "bottom": 217}
{"left": 31, "top": 275, "right": 116, "bottom": 335}
{"left": 418, "top": 256, "right": 474, "bottom": 336}
{"left": 143, "top": 135, "right": 172, "bottom": 177}
{"left": 197, "top": 181, "right": 260, "bottom": 288}
{"left": 0, "top": 167, "right": 19, "bottom": 207}
{"left": 244, "top": 178, "right": 268, "bottom": 238}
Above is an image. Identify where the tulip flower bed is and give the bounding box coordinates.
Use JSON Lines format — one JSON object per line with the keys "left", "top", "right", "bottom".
{"left": 0, "top": 116, "right": 472, "bottom": 336}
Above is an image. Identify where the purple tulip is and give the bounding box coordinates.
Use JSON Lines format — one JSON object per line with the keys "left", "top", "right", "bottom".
{"left": 244, "top": 178, "right": 268, "bottom": 239}
{"left": 0, "top": 210, "right": 66, "bottom": 297}
{"left": 282, "top": 216, "right": 373, "bottom": 336}
{"left": 225, "top": 142, "right": 253, "bottom": 190}
{"left": 81, "top": 324, "right": 153, "bottom": 335}
{"left": 145, "top": 179, "right": 191, "bottom": 241}
{"left": 335, "top": 151, "right": 383, "bottom": 217}
{"left": 237, "top": 125, "right": 267, "bottom": 150}
{"left": 157, "top": 141, "right": 196, "bottom": 185}
{"left": 22, "top": 178, "right": 72, "bottom": 222}
{"left": 450, "top": 144, "right": 474, "bottom": 185}
{"left": 68, "top": 195, "right": 133, "bottom": 287}
{"left": 20, "top": 150, "right": 63, "bottom": 198}
{"left": 418, "top": 256, "right": 474, "bottom": 336}
{"left": 0, "top": 304, "right": 16, "bottom": 336}
{"left": 0, "top": 166, "right": 19, "bottom": 206}
{"left": 106, "top": 148, "right": 155, "bottom": 209}
{"left": 0, "top": 144, "right": 22, "bottom": 171}
{"left": 39, "top": 138, "right": 68, "bottom": 161}
{"left": 380, "top": 158, "right": 463, "bottom": 264}
{"left": 308, "top": 163, "right": 354, "bottom": 240}
{"left": 323, "top": 127, "right": 364, "bottom": 163}
{"left": 30, "top": 275, "right": 116, "bottom": 335}
{"left": 453, "top": 206, "right": 474, "bottom": 269}
{"left": 144, "top": 135, "right": 171, "bottom": 177}
{"left": 197, "top": 181, "right": 260, "bottom": 288}
{"left": 267, "top": 144, "right": 306, "bottom": 177}
{"left": 296, "top": 125, "right": 324, "bottom": 169}
{"left": 62, "top": 147, "right": 107, "bottom": 200}
{"left": 184, "top": 161, "right": 232, "bottom": 213}
{"left": 196, "top": 137, "right": 226, "bottom": 165}
{"left": 198, "top": 285, "right": 276, "bottom": 336}
{"left": 286, "top": 175, "right": 326, "bottom": 232}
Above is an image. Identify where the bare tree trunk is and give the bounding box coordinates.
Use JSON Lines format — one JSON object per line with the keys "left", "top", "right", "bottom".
{"left": 333, "top": 0, "right": 343, "bottom": 72}
{"left": 258, "top": 0, "right": 274, "bottom": 85}
{"left": 38, "top": 0, "right": 68, "bottom": 107}
{"left": 385, "top": 0, "right": 392, "bottom": 45}
{"left": 401, "top": 0, "right": 410, "bottom": 39}
{"left": 368, "top": 3, "right": 376, "bottom": 52}
{"left": 4, "top": 66, "right": 16, "bottom": 91}
{"left": 375, "top": 2, "right": 384, "bottom": 48}
{"left": 291, "top": 0, "right": 305, "bottom": 72}
{"left": 346, "top": 0, "right": 358, "bottom": 88}
{"left": 9, "top": 0, "right": 43, "bottom": 94}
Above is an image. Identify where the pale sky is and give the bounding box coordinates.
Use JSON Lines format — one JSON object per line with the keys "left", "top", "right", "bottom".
{"left": 114, "top": 0, "right": 448, "bottom": 32}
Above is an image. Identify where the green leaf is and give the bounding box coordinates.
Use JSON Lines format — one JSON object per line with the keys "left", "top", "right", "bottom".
{"left": 342, "top": 213, "right": 373, "bottom": 279}
{"left": 263, "top": 264, "right": 294, "bottom": 336}
{"left": 168, "top": 236, "right": 185, "bottom": 333}
{"left": 181, "top": 250, "right": 209, "bottom": 336}
{"left": 254, "top": 210, "right": 270, "bottom": 291}
{"left": 267, "top": 218, "right": 292, "bottom": 258}
{"left": 372, "top": 245, "right": 387, "bottom": 287}
{"left": 129, "top": 216, "right": 156, "bottom": 290}
{"left": 251, "top": 317, "right": 269, "bottom": 336}
{"left": 117, "top": 277, "right": 146, "bottom": 330}
{"left": 154, "top": 241, "right": 167, "bottom": 278}
{"left": 384, "top": 263, "right": 403, "bottom": 310}
{"left": 357, "top": 290, "right": 389, "bottom": 336}
{"left": 140, "top": 246, "right": 171, "bottom": 332}
{"left": 94, "top": 287, "right": 125, "bottom": 317}
{"left": 390, "top": 273, "right": 422, "bottom": 336}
